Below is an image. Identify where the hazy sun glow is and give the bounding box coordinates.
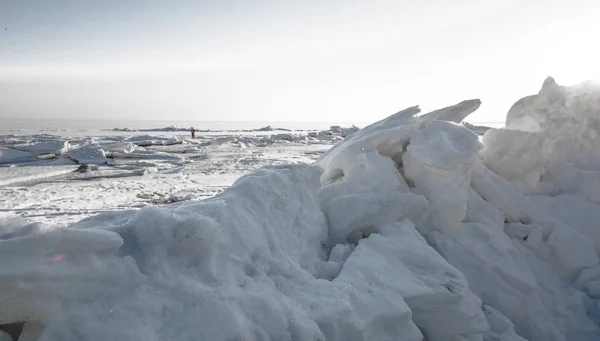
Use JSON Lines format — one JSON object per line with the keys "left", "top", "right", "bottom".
{"left": 0, "top": 0, "right": 599, "bottom": 123}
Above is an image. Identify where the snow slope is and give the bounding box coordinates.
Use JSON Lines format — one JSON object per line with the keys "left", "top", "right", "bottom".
{"left": 1, "top": 78, "right": 600, "bottom": 341}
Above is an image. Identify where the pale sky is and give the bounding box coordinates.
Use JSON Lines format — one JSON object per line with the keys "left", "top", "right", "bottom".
{"left": 1, "top": 0, "right": 599, "bottom": 123}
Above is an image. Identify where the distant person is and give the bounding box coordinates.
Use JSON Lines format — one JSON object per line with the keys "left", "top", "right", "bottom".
{"left": 190, "top": 127, "right": 196, "bottom": 139}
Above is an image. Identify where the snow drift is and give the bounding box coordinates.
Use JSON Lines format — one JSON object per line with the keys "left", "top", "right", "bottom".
{"left": 1, "top": 77, "right": 600, "bottom": 341}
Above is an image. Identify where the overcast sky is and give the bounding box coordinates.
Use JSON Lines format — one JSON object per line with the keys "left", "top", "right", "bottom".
{"left": 1, "top": 0, "right": 598, "bottom": 123}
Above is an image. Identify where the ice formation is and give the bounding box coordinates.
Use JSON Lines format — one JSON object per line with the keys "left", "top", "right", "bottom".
{"left": 12, "top": 139, "right": 70, "bottom": 156}
{"left": 0, "top": 148, "right": 38, "bottom": 165}
{"left": 1, "top": 78, "right": 600, "bottom": 341}
{"left": 0, "top": 129, "right": 351, "bottom": 168}
{"left": 68, "top": 146, "right": 108, "bottom": 164}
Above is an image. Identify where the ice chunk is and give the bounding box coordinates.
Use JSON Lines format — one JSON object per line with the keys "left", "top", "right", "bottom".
{"left": 427, "top": 225, "right": 564, "bottom": 341}
{"left": 464, "top": 187, "right": 505, "bottom": 227}
{"left": 417, "top": 99, "right": 481, "bottom": 125}
{"left": 316, "top": 106, "right": 420, "bottom": 181}
{"left": 110, "top": 149, "right": 183, "bottom": 161}
{"left": 507, "top": 77, "right": 600, "bottom": 135}
{"left": 512, "top": 242, "right": 600, "bottom": 339}
{"left": 319, "top": 151, "right": 410, "bottom": 196}
{"left": 68, "top": 146, "right": 108, "bottom": 164}
{"left": 13, "top": 140, "right": 69, "bottom": 155}
{"left": 129, "top": 135, "right": 181, "bottom": 146}
{"left": 470, "top": 165, "right": 531, "bottom": 223}
{"left": 324, "top": 191, "right": 428, "bottom": 243}
{"left": 543, "top": 219, "right": 599, "bottom": 274}
{"left": 403, "top": 121, "right": 480, "bottom": 227}
{"left": 480, "top": 129, "right": 549, "bottom": 191}
{"left": 0, "top": 147, "right": 38, "bottom": 164}
{"left": 406, "top": 120, "right": 481, "bottom": 170}
{"left": 327, "top": 125, "right": 360, "bottom": 137}
{"left": 462, "top": 122, "right": 492, "bottom": 136}
{"left": 500, "top": 78, "right": 600, "bottom": 196}
{"left": 529, "top": 194, "right": 600, "bottom": 254}
{"left": 295, "top": 279, "right": 422, "bottom": 341}
{"left": 317, "top": 150, "right": 426, "bottom": 243}
{"left": 482, "top": 305, "right": 527, "bottom": 341}
{"left": 0, "top": 166, "right": 75, "bottom": 187}
{"left": 104, "top": 142, "right": 136, "bottom": 154}
{"left": 338, "top": 220, "right": 488, "bottom": 340}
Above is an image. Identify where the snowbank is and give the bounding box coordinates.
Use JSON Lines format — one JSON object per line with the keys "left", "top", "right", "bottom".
{"left": 2, "top": 78, "right": 600, "bottom": 341}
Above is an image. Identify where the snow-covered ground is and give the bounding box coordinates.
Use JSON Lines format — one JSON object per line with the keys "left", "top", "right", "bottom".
{"left": 1, "top": 77, "right": 600, "bottom": 341}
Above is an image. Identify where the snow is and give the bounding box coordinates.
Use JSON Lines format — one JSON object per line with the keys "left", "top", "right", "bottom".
{"left": 1, "top": 77, "right": 600, "bottom": 341}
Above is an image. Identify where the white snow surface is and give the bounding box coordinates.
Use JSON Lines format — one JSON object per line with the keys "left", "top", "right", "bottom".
{"left": 1, "top": 78, "right": 600, "bottom": 341}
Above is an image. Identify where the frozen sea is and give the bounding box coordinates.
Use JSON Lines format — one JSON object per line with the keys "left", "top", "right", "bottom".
{"left": 0, "top": 120, "right": 359, "bottom": 226}
{"left": 1, "top": 118, "right": 371, "bottom": 136}
{"left": 0, "top": 118, "right": 502, "bottom": 227}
